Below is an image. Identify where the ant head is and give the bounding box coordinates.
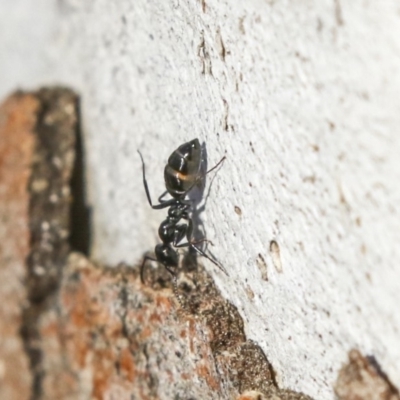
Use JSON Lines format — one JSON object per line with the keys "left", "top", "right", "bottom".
{"left": 155, "top": 243, "right": 179, "bottom": 267}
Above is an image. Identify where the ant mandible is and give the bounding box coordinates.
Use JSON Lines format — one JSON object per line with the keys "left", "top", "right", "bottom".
{"left": 138, "top": 138, "right": 226, "bottom": 284}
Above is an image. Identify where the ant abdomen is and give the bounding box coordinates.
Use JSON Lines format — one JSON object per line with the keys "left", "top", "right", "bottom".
{"left": 164, "top": 138, "right": 202, "bottom": 198}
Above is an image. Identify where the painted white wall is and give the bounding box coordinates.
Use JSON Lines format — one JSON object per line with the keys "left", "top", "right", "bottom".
{"left": 1, "top": 1, "right": 400, "bottom": 398}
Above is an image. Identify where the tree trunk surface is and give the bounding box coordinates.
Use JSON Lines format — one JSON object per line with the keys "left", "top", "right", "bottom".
{"left": 0, "top": 1, "right": 400, "bottom": 399}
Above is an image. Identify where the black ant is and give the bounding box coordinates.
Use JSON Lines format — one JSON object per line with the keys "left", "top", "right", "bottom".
{"left": 138, "top": 138, "right": 226, "bottom": 284}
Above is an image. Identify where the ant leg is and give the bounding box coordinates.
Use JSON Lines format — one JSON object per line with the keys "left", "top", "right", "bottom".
{"left": 137, "top": 150, "right": 176, "bottom": 210}
{"left": 195, "top": 156, "right": 226, "bottom": 187}
{"left": 192, "top": 238, "right": 214, "bottom": 246}
{"left": 175, "top": 237, "right": 214, "bottom": 248}
{"left": 178, "top": 198, "right": 193, "bottom": 208}
{"left": 189, "top": 242, "right": 227, "bottom": 275}
{"left": 175, "top": 219, "right": 227, "bottom": 275}
{"left": 205, "top": 156, "right": 226, "bottom": 175}
{"left": 172, "top": 224, "right": 187, "bottom": 247}
{"left": 140, "top": 255, "right": 157, "bottom": 284}
{"left": 186, "top": 217, "right": 227, "bottom": 274}
{"left": 164, "top": 265, "right": 177, "bottom": 276}
{"left": 158, "top": 190, "right": 169, "bottom": 203}
{"left": 171, "top": 222, "right": 212, "bottom": 248}
{"left": 140, "top": 255, "right": 177, "bottom": 283}
{"left": 174, "top": 218, "right": 207, "bottom": 249}
{"left": 169, "top": 219, "right": 192, "bottom": 248}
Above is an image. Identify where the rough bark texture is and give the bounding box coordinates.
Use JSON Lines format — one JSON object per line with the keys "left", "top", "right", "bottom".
{"left": 0, "top": 93, "right": 38, "bottom": 400}
{"left": 335, "top": 349, "right": 400, "bottom": 400}
{"left": 1, "top": 1, "right": 400, "bottom": 399}
{"left": 22, "top": 88, "right": 78, "bottom": 399}
{"left": 37, "top": 252, "right": 315, "bottom": 400}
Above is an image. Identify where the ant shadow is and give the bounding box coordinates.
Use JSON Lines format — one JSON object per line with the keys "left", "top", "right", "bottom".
{"left": 365, "top": 354, "right": 400, "bottom": 393}
{"left": 183, "top": 141, "right": 224, "bottom": 272}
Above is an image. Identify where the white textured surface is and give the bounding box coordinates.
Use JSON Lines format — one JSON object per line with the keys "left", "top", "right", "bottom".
{"left": 1, "top": 1, "right": 400, "bottom": 398}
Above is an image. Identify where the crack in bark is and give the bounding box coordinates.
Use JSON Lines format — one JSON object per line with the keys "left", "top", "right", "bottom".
{"left": 19, "top": 88, "right": 81, "bottom": 400}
